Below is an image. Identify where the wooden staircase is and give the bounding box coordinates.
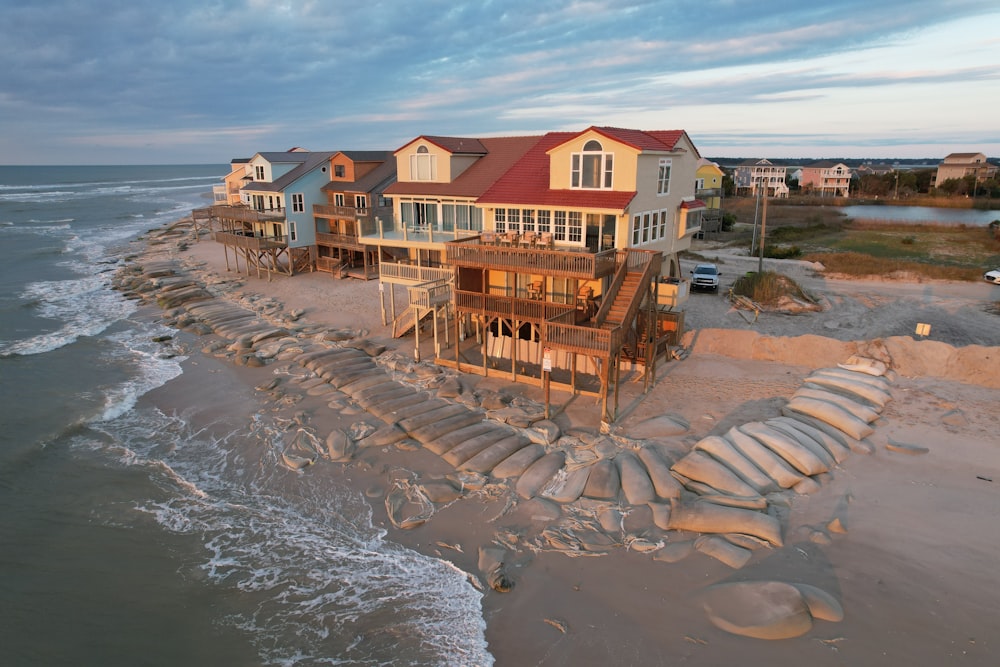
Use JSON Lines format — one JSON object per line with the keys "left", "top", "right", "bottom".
{"left": 601, "top": 272, "right": 644, "bottom": 330}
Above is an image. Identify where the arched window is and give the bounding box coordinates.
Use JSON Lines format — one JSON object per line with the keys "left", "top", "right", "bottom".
{"left": 410, "top": 145, "right": 436, "bottom": 180}
{"left": 572, "top": 140, "right": 613, "bottom": 189}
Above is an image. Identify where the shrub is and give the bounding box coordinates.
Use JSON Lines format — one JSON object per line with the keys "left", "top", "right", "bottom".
{"left": 731, "top": 270, "right": 812, "bottom": 304}
{"left": 764, "top": 245, "right": 802, "bottom": 259}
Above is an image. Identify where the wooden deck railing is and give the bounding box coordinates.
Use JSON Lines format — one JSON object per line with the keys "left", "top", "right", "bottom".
{"left": 313, "top": 203, "right": 371, "bottom": 219}
{"left": 409, "top": 278, "right": 453, "bottom": 310}
{"left": 454, "top": 290, "right": 576, "bottom": 322}
{"left": 208, "top": 205, "right": 285, "bottom": 223}
{"left": 214, "top": 230, "right": 287, "bottom": 250}
{"left": 445, "top": 237, "right": 616, "bottom": 280}
{"left": 316, "top": 231, "right": 365, "bottom": 249}
{"left": 542, "top": 320, "right": 622, "bottom": 357}
{"left": 379, "top": 263, "right": 453, "bottom": 284}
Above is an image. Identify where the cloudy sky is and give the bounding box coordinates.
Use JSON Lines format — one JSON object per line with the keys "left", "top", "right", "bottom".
{"left": 3, "top": 0, "right": 999, "bottom": 165}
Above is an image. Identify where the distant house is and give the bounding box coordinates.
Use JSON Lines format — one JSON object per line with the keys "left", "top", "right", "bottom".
{"left": 214, "top": 158, "right": 252, "bottom": 205}
{"left": 210, "top": 149, "right": 335, "bottom": 277}
{"left": 855, "top": 162, "right": 895, "bottom": 177}
{"left": 934, "top": 152, "right": 997, "bottom": 187}
{"left": 733, "top": 159, "right": 788, "bottom": 198}
{"left": 695, "top": 158, "right": 725, "bottom": 233}
{"left": 800, "top": 160, "right": 851, "bottom": 197}
{"left": 313, "top": 151, "right": 396, "bottom": 279}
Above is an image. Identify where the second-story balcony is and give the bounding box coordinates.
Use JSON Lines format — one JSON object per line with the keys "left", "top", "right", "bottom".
{"left": 445, "top": 236, "right": 617, "bottom": 281}
{"left": 313, "top": 203, "right": 372, "bottom": 220}
{"left": 214, "top": 230, "right": 287, "bottom": 250}
{"left": 209, "top": 204, "right": 286, "bottom": 223}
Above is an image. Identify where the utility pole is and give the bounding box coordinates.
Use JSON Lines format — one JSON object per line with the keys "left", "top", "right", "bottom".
{"left": 758, "top": 185, "right": 767, "bottom": 274}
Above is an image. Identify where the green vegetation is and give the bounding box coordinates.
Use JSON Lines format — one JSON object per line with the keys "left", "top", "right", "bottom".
{"left": 801, "top": 252, "right": 987, "bottom": 281}
{"left": 719, "top": 199, "right": 1000, "bottom": 281}
{"left": 731, "top": 270, "right": 813, "bottom": 305}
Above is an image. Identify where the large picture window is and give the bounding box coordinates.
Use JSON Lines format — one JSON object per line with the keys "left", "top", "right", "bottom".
{"left": 571, "top": 140, "right": 613, "bottom": 189}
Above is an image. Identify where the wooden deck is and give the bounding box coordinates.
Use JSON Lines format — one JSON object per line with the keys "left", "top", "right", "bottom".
{"left": 213, "top": 230, "right": 286, "bottom": 251}
{"left": 445, "top": 236, "right": 617, "bottom": 280}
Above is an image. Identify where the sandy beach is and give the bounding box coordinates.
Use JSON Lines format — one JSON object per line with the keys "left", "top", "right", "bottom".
{"left": 125, "top": 218, "right": 1000, "bottom": 666}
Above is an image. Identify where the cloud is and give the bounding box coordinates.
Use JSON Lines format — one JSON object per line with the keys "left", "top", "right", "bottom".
{"left": 2, "top": 0, "right": 999, "bottom": 162}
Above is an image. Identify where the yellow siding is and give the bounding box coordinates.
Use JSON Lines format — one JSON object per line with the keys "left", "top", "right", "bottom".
{"left": 395, "top": 139, "right": 452, "bottom": 183}
{"left": 547, "top": 129, "right": 639, "bottom": 191}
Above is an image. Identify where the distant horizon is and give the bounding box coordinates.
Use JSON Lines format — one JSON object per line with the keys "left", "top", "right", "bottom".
{"left": 1, "top": 154, "right": 993, "bottom": 170}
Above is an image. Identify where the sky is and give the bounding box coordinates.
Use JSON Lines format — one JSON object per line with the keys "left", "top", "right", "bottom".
{"left": 2, "top": 0, "right": 999, "bottom": 165}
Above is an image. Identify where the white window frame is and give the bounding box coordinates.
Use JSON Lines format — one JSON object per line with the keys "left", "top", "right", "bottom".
{"left": 657, "top": 158, "right": 672, "bottom": 195}
{"left": 571, "top": 140, "right": 614, "bottom": 189}
{"left": 289, "top": 221, "right": 297, "bottom": 242}
{"left": 255, "top": 165, "right": 265, "bottom": 180}
{"left": 354, "top": 194, "right": 367, "bottom": 210}
{"left": 567, "top": 212, "right": 583, "bottom": 243}
{"left": 334, "top": 193, "right": 345, "bottom": 207}
{"left": 291, "top": 193, "right": 304, "bottom": 213}
{"left": 495, "top": 208, "right": 506, "bottom": 233}
{"left": 410, "top": 146, "right": 437, "bottom": 181}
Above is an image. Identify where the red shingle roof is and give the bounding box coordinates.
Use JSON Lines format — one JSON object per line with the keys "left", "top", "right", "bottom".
{"left": 479, "top": 132, "right": 637, "bottom": 210}
{"left": 385, "top": 135, "right": 542, "bottom": 198}
{"left": 584, "top": 127, "right": 685, "bottom": 152}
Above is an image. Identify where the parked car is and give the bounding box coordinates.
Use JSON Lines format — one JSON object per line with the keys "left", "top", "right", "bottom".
{"left": 984, "top": 269, "right": 1000, "bottom": 285}
{"left": 690, "top": 263, "right": 721, "bottom": 291}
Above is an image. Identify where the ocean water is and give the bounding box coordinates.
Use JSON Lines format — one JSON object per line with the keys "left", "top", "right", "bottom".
{"left": 0, "top": 166, "right": 492, "bottom": 666}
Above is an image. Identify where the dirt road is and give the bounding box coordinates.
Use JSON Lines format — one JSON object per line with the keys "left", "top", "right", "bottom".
{"left": 681, "top": 245, "right": 1000, "bottom": 348}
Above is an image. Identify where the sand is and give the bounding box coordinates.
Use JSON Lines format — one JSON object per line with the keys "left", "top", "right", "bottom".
{"left": 132, "top": 221, "right": 1000, "bottom": 666}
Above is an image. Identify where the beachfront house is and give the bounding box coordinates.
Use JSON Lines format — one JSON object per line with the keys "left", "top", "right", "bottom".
{"left": 695, "top": 158, "right": 725, "bottom": 234}
{"left": 800, "top": 160, "right": 851, "bottom": 197}
{"left": 313, "top": 151, "right": 397, "bottom": 280}
{"left": 210, "top": 149, "right": 335, "bottom": 278}
{"left": 371, "top": 135, "right": 542, "bottom": 338}
{"left": 733, "top": 159, "right": 789, "bottom": 198}
{"left": 212, "top": 158, "right": 252, "bottom": 206}
{"left": 441, "top": 126, "right": 704, "bottom": 421}
{"left": 934, "top": 152, "right": 998, "bottom": 188}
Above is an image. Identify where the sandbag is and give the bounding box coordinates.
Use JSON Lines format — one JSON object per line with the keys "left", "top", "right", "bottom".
{"left": 516, "top": 451, "right": 567, "bottom": 499}
{"left": 491, "top": 444, "right": 545, "bottom": 479}
{"left": 694, "top": 435, "right": 778, "bottom": 494}
{"left": 540, "top": 466, "right": 591, "bottom": 504}
{"left": 725, "top": 427, "right": 803, "bottom": 489}
{"left": 806, "top": 372, "right": 891, "bottom": 407}
{"left": 739, "top": 422, "right": 829, "bottom": 476}
{"left": 667, "top": 499, "right": 784, "bottom": 547}
{"left": 695, "top": 535, "right": 752, "bottom": 569}
{"left": 443, "top": 429, "right": 512, "bottom": 467}
{"left": 459, "top": 434, "right": 530, "bottom": 474}
{"left": 838, "top": 354, "right": 888, "bottom": 377}
{"left": 424, "top": 422, "right": 498, "bottom": 456}
{"left": 649, "top": 501, "right": 672, "bottom": 530}
{"left": 701, "top": 581, "right": 813, "bottom": 640}
{"left": 794, "top": 386, "right": 881, "bottom": 422}
{"left": 582, "top": 459, "right": 621, "bottom": 500}
{"left": 768, "top": 416, "right": 851, "bottom": 464}
{"left": 815, "top": 366, "right": 891, "bottom": 391}
{"left": 409, "top": 410, "right": 485, "bottom": 444}
{"left": 792, "top": 583, "right": 844, "bottom": 622}
{"left": 784, "top": 396, "right": 875, "bottom": 441}
{"left": 618, "top": 452, "right": 656, "bottom": 505}
{"left": 762, "top": 418, "right": 836, "bottom": 469}
{"left": 635, "top": 446, "right": 683, "bottom": 500}
{"left": 671, "top": 451, "right": 762, "bottom": 498}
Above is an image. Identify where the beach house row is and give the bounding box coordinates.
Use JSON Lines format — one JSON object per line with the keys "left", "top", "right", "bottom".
{"left": 197, "top": 126, "right": 708, "bottom": 421}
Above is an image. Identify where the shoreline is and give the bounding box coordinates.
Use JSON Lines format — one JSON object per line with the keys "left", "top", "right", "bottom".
{"left": 121, "top": 217, "right": 1000, "bottom": 665}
